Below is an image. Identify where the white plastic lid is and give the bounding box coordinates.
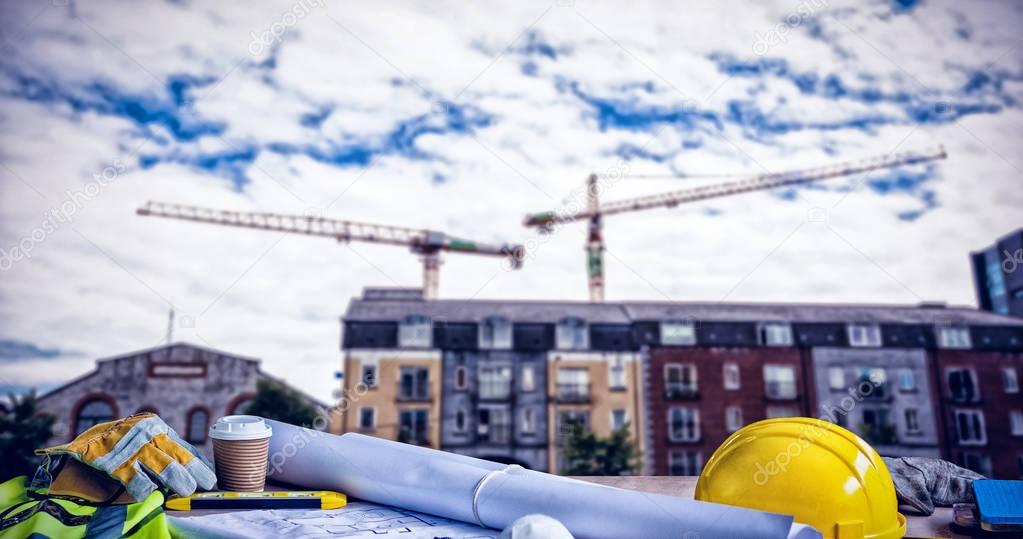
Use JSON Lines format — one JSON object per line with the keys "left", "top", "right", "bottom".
{"left": 208, "top": 415, "right": 273, "bottom": 441}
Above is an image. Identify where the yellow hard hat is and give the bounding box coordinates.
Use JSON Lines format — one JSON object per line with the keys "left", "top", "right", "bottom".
{"left": 695, "top": 417, "right": 906, "bottom": 539}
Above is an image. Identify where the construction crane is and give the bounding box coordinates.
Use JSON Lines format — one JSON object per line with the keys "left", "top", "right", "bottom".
{"left": 524, "top": 147, "right": 948, "bottom": 302}
{"left": 138, "top": 201, "right": 524, "bottom": 300}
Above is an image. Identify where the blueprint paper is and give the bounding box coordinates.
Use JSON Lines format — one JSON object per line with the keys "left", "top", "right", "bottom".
{"left": 265, "top": 421, "right": 821, "bottom": 539}
{"left": 169, "top": 501, "right": 497, "bottom": 539}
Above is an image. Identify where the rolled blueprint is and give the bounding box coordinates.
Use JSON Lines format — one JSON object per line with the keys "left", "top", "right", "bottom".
{"left": 265, "top": 420, "right": 819, "bottom": 539}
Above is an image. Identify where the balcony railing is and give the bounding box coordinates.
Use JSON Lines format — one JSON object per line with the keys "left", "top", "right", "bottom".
{"left": 664, "top": 385, "right": 699, "bottom": 400}
{"left": 860, "top": 423, "right": 898, "bottom": 446}
{"left": 556, "top": 383, "right": 590, "bottom": 403}
{"left": 397, "top": 388, "right": 431, "bottom": 402}
{"left": 764, "top": 381, "right": 797, "bottom": 400}
{"left": 478, "top": 382, "right": 512, "bottom": 401}
{"left": 477, "top": 424, "right": 511, "bottom": 445}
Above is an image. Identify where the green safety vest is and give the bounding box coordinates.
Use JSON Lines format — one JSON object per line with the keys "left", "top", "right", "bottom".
{"left": 0, "top": 476, "right": 170, "bottom": 539}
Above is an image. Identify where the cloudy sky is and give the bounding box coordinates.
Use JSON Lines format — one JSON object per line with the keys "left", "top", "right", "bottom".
{"left": 1, "top": 0, "right": 1020, "bottom": 401}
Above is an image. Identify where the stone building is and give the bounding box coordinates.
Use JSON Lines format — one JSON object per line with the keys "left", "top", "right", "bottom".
{"left": 36, "top": 342, "right": 325, "bottom": 457}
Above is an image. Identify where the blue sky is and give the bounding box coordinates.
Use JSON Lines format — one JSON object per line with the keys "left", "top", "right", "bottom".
{"left": 0, "top": 0, "right": 1021, "bottom": 399}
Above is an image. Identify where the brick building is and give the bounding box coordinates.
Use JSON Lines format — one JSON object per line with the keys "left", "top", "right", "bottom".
{"left": 36, "top": 342, "right": 325, "bottom": 457}
{"left": 339, "top": 289, "right": 1023, "bottom": 478}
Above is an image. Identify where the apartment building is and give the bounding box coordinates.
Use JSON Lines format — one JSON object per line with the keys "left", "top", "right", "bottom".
{"left": 547, "top": 313, "right": 644, "bottom": 473}
{"left": 339, "top": 289, "right": 1023, "bottom": 478}
{"left": 931, "top": 326, "right": 1023, "bottom": 478}
{"left": 971, "top": 227, "right": 1023, "bottom": 318}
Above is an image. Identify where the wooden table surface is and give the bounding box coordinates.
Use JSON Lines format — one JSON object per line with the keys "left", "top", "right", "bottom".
{"left": 573, "top": 476, "right": 966, "bottom": 539}
{"left": 178, "top": 476, "right": 970, "bottom": 538}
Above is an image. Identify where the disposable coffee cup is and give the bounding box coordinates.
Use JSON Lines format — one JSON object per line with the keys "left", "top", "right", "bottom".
{"left": 209, "top": 415, "right": 273, "bottom": 492}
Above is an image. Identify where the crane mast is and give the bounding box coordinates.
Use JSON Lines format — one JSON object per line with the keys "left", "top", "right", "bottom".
{"left": 525, "top": 147, "right": 947, "bottom": 302}
{"left": 138, "top": 201, "right": 524, "bottom": 300}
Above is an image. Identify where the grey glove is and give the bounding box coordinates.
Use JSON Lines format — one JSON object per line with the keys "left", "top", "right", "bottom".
{"left": 883, "top": 457, "right": 984, "bottom": 515}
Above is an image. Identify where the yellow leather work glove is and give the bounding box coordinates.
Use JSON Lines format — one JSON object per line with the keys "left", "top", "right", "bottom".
{"left": 36, "top": 413, "right": 217, "bottom": 502}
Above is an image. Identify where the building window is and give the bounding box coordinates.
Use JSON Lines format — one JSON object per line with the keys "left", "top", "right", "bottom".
{"left": 959, "top": 452, "right": 992, "bottom": 477}
{"left": 766, "top": 406, "right": 798, "bottom": 419}
{"left": 454, "top": 366, "right": 468, "bottom": 390}
{"left": 668, "top": 407, "right": 700, "bottom": 442}
{"left": 556, "top": 368, "right": 590, "bottom": 402}
{"left": 936, "top": 327, "right": 972, "bottom": 349}
{"left": 669, "top": 451, "right": 702, "bottom": 476}
{"left": 479, "top": 366, "right": 512, "bottom": 400}
{"left": 954, "top": 410, "right": 987, "bottom": 445}
{"left": 1004, "top": 368, "right": 1020, "bottom": 394}
{"left": 477, "top": 408, "right": 511, "bottom": 444}
{"left": 608, "top": 356, "right": 626, "bottom": 390}
{"left": 723, "top": 363, "right": 740, "bottom": 390}
{"left": 905, "top": 409, "right": 921, "bottom": 434}
{"left": 228, "top": 397, "right": 253, "bottom": 416}
{"left": 665, "top": 364, "right": 698, "bottom": 399}
{"left": 764, "top": 365, "right": 796, "bottom": 400}
{"left": 760, "top": 323, "right": 793, "bottom": 346}
{"left": 556, "top": 317, "right": 588, "bottom": 350}
{"left": 399, "top": 367, "right": 430, "bottom": 401}
{"left": 828, "top": 367, "right": 845, "bottom": 391}
{"left": 857, "top": 368, "right": 888, "bottom": 399}
{"left": 725, "top": 406, "right": 743, "bottom": 433}
{"left": 898, "top": 369, "right": 916, "bottom": 392}
{"left": 359, "top": 407, "right": 376, "bottom": 431}
{"left": 361, "top": 364, "right": 377, "bottom": 387}
{"left": 522, "top": 408, "right": 536, "bottom": 434}
{"left": 661, "top": 321, "right": 696, "bottom": 346}
{"left": 455, "top": 410, "right": 466, "bottom": 432}
{"left": 185, "top": 408, "right": 209, "bottom": 444}
{"left": 398, "top": 409, "right": 429, "bottom": 445}
{"left": 479, "top": 316, "right": 512, "bottom": 350}
{"left": 947, "top": 368, "right": 980, "bottom": 403}
{"left": 521, "top": 366, "right": 535, "bottom": 392}
{"left": 611, "top": 409, "right": 628, "bottom": 432}
{"left": 398, "top": 315, "right": 432, "bottom": 348}
{"left": 1011, "top": 410, "right": 1023, "bottom": 437}
{"left": 847, "top": 324, "right": 882, "bottom": 347}
{"left": 74, "top": 398, "right": 116, "bottom": 435}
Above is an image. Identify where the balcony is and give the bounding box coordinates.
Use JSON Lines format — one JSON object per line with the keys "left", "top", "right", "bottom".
{"left": 397, "top": 388, "right": 431, "bottom": 403}
{"left": 664, "top": 385, "right": 699, "bottom": 401}
{"left": 860, "top": 423, "right": 898, "bottom": 446}
{"left": 764, "top": 381, "right": 797, "bottom": 401}
{"left": 477, "top": 424, "right": 512, "bottom": 445}
{"left": 478, "top": 382, "right": 512, "bottom": 401}
{"left": 556, "top": 383, "right": 590, "bottom": 403}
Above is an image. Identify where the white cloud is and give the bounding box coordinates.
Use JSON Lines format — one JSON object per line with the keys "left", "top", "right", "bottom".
{"left": 1, "top": 0, "right": 1021, "bottom": 402}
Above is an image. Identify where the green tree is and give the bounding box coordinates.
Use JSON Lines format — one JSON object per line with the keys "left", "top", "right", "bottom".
{"left": 242, "top": 379, "right": 320, "bottom": 426}
{"left": 0, "top": 391, "right": 55, "bottom": 481}
{"left": 559, "top": 420, "right": 640, "bottom": 476}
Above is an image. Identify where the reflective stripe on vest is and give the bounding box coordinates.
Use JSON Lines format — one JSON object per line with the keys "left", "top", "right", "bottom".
{"left": 0, "top": 477, "right": 170, "bottom": 539}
